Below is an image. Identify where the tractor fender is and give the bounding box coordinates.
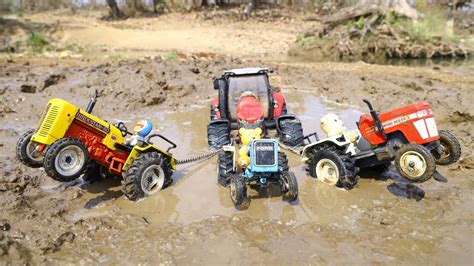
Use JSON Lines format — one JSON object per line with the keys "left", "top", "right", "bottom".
{"left": 123, "top": 145, "right": 176, "bottom": 171}
{"left": 301, "top": 137, "right": 353, "bottom": 161}
{"left": 275, "top": 114, "right": 297, "bottom": 132}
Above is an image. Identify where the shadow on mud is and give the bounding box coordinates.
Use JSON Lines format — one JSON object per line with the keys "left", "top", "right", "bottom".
{"left": 80, "top": 177, "right": 123, "bottom": 209}
{"left": 359, "top": 166, "right": 426, "bottom": 201}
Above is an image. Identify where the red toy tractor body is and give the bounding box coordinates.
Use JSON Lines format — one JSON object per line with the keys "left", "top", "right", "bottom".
{"left": 359, "top": 102, "right": 439, "bottom": 146}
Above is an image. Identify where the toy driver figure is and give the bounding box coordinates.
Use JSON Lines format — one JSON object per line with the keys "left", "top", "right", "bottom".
{"left": 126, "top": 120, "right": 153, "bottom": 147}
{"left": 269, "top": 75, "right": 288, "bottom": 116}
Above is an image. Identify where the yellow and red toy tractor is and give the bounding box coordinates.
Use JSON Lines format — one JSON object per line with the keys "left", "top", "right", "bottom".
{"left": 16, "top": 91, "right": 177, "bottom": 201}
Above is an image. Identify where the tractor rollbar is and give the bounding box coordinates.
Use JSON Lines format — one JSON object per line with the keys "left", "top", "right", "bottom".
{"left": 146, "top": 134, "right": 177, "bottom": 152}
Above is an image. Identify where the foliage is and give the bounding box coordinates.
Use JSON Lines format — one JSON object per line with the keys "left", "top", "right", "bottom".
{"left": 163, "top": 52, "right": 178, "bottom": 61}
{"left": 27, "top": 31, "right": 49, "bottom": 52}
{"left": 400, "top": 8, "right": 454, "bottom": 44}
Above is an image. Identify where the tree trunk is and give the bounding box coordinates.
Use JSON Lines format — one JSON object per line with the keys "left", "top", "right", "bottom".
{"left": 305, "top": 0, "right": 420, "bottom": 23}
{"left": 106, "top": 0, "right": 122, "bottom": 18}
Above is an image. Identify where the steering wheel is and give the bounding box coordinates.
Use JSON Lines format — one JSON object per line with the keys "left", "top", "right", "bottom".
{"left": 117, "top": 122, "right": 131, "bottom": 137}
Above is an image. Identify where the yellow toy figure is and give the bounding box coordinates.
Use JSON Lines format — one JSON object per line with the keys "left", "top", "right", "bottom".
{"left": 237, "top": 127, "right": 263, "bottom": 169}
{"left": 320, "top": 113, "right": 360, "bottom": 143}
{"left": 126, "top": 120, "right": 153, "bottom": 147}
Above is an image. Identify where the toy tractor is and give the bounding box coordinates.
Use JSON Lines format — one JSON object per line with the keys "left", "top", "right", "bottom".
{"left": 220, "top": 127, "right": 298, "bottom": 208}
{"left": 207, "top": 67, "right": 304, "bottom": 150}
{"left": 301, "top": 99, "right": 461, "bottom": 187}
{"left": 16, "top": 91, "right": 178, "bottom": 201}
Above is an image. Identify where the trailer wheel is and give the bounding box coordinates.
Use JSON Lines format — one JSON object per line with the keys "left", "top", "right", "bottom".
{"left": 278, "top": 118, "right": 304, "bottom": 147}
{"left": 207, "top": 122, "right": 230, "bottom": 149}
{"left": 44, "top": 138, "right": 89, "bottom": 182}
{"left": 395, "top": 144, "right": 435, "bottom": 183}
{"left": 309, "top": 150, "right": 358, "bottom": 189}
{"left": 16, "top": 129, "right": 44, "bottom": 168}
{"left": 217, "top": 151, "right": 234, "bottom": 187}
{"left": 282, "top": 171, "right": 298, "bottom": 202}
{"left": 433, "top": 130, "right": 461, "bottom": 166}
{"left": 122, "top": 152, "right": 172, "bottom": 201}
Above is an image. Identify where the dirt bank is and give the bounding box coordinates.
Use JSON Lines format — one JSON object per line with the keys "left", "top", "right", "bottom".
{"left": 0, "top": 55, "right": 473, "bottom": 264}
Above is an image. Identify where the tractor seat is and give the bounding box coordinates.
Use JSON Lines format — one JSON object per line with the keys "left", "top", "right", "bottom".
{"left": 236, "top": 96, "right": 264, "bottom": 124}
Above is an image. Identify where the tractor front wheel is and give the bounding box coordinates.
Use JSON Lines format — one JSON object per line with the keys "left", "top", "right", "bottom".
{"left": 282, "top": 171, "right": 298, "bottom": 202}
{"left": 395, "top": 144, "right": 435, "bottom": 183}
{"left": 121, "top": 152, "right": 172, "bottom": 201}
{"left": 309, "top": 150, "right": 358, "bottom": 189}
{"left": 43, "top": 138, "right": 89, "bottom": 182}
{"left": 433, "top": 130, "right": 461, "bottom": 166}
{"left": 217, "top": 151, "right": 234, "bottom": 187}
{"left": 16, "top": 129, "right": 44, "bottom": 168}
{"left": 229, "top": 175, "right": 247, "bottom": 207}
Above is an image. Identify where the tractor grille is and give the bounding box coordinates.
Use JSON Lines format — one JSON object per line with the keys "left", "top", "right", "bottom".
{"left": 37, "top": 105, "right": 60, "bottom": 138}
{"left": 254, "top": 141, "right": 276, "bottom": 166}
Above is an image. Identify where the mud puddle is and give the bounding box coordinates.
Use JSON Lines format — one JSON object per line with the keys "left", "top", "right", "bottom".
{"left": 66, "top": 91, "right": 411, "bottom": 227}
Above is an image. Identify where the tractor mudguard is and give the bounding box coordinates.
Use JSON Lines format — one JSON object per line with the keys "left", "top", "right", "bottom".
{"left": 123, "top": 145, "right": 176, "bottom": 171}
{"left": 275, "top": 114, "right": 297, "bottom": 132}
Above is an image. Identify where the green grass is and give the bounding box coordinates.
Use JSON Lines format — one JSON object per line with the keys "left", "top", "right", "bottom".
{"left": 400, "top": 8, "right": 454, "bottom": 44}
{"left": 27, "top": 31, "right": 49, "bottom": 52}
{"left": 163, "top": 52, "right": 178, "bottom": 61}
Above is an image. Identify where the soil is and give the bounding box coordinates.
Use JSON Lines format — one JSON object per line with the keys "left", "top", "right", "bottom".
{"left": 0, "top": 10, "right": 473, "bottom": 265}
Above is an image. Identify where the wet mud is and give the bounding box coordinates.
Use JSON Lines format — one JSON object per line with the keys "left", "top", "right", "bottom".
{"left": 0, "top": 56, "right": 473, "bottom": 264}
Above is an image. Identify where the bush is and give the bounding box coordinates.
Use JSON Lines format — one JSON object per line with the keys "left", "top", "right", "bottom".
{"left": 27, "top": 31, "right": 49, "bottom": 52}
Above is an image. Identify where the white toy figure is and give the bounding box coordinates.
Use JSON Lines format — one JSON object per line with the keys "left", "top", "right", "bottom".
{"left": 320, "top": 113, "right": 360, "bottom": 143}
{"left": 126, "top": 119, "right": 153, "bottom": 147}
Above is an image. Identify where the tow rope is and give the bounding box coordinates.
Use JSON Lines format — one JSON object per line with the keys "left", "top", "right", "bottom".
{"left": 175, "top": 148, "right": 222, "bottom": 165}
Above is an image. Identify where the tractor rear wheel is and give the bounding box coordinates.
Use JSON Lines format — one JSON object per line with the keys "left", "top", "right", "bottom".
{"left": 282, "top": 171, "right": 298, "bottom": 202}
{"left": 122, "top": 152, "right": 173, "bottom": 201}
{"left": 217, "top": 151, "right": 234, "bottom": 187}
{"left": 16, "top": 129, "right": 44, "bottom": 168}
{"left": 278, "top": 118, "right": 304, "bottom": 147}
{"left": 229, "top": 175, "right": 247, "bottom": 207}
{"left": 433, "top": 130, "right": 461, "bottom": 166}
{"left": 309, "top": 150, "right": 358, "bottom": 189}
{"left": 43, "top": 138, "right": 89, "bottom": 182}
{"left": 207, "top": 122, "right": 231, "bottom": 149}
{"left": 395, "top": 144, "right": 435, "bottom": 183}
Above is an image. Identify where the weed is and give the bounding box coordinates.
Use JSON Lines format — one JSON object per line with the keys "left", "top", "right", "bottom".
{"left": 27, "top": 31, "right": 49, "bottom": 52}
{"left": 163, "top": 52, "right": 177, "bottom": 61}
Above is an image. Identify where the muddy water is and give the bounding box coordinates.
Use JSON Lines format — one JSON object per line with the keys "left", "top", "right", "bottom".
{"left": 70, "top": 91, "right": 406, "bottom": 228}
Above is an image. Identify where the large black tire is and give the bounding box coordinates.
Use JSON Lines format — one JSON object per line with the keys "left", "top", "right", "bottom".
{"left": 278, "top": 118, "right": 304, "bottom": 147}
{"left": 395, "top": 144, "right": 436, "bottom": 183}
{"left": 278, "top": 152, "right": 289, "bottom": 173}
{"left": 121, "top": 152, "right": 173, "bottom": 201}
{"left": 16, "top": 129, "right": 44, "bottom": 168}
{"left": 82, "top": 162, "right": 113, "bottom": 183}
{"left": 282, "top": 171, "right": 298, "bottom": 202}
{"left": 217, "top": 151, "right": 234, "bottom": 187}
{"left": 44, "top": 138, "right": 89, "bottom": 182}
{"left": 433, "top": 130, "right": 461, "bottom": 166}
{"left": 229, "top": 175, "right": 247, "bottom": 207}
{"left": 207, "top": 122, "right": 231, "bottom": 149}
{"left": 308, "top": 150, "right": 358, "bottom": 189}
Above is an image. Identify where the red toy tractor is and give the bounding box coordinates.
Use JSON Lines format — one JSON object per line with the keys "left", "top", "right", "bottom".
{"left": 206, "top": 68, "right": 304, "bottom": 186}
{"left": 302, "top": 99, "right": 461, "bottom": 186}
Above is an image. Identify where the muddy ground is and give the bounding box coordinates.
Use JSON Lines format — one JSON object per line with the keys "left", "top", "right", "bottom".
{"left": 0, "top": 10, "right": 474, "bottom": 265}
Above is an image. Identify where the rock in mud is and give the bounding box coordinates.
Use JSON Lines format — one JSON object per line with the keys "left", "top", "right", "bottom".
{"left": 43, "top": 74, "right": 66, "bottom": 90}
{"left": 20, "top": 85, "right": 37, "bottom": 93}
{"left": 41, "top": 232, "right": 75, "bottom": 254}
